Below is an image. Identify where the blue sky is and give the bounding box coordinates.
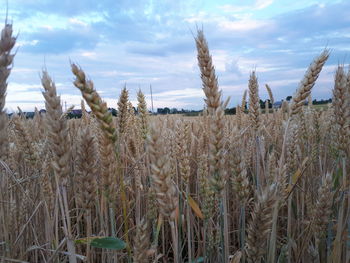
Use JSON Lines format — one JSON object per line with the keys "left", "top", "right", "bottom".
{"left": 2, "top": 0, "right": 350, "bottom": 111}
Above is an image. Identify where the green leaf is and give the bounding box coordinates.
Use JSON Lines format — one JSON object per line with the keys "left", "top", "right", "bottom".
{"left": 152, "top": 214, "right": 163, "bottom": 246}
{"left": 188, "top": 257, "right": 204, "bottom": 263}
{"left": 75, "top": 236, "right": 102, "bottom": 245}
{"left": 277, "top": 245, "right": 288, "bottom": 263}
{"left": 90, "top": 237, "right": 126, "bottom": 250}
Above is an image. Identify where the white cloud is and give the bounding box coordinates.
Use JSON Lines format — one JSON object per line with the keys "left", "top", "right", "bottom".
{"left": 255, "top": 0, "right": 274, "bottom": 9}
{"left": 219, "top": 18, "right": 272, "bottom": 32}
{"left": 7, "top": 83, "right": 42, "bottom": 93}
{"left": 69, "top": 18, "right": 88, "bottom": 27}
{"left": 16, "top": 40, "right": 39, "bottom": 47}
{"left": 11, "top": 68, "right": 38, "bottom": 74}
{"left": 219, "top": 0, "right": 274, "bottom": 13}
{"left": 153, "top": 88, "right": 203, "bottom": 99}
{"left": 218, "top": 5, "right": 247, "bottom": 13}
{"left": 211, "top": 50, "right": 231, "bottom": 71}
{"left": 80, "top": 51, "right": 97, "bottom": 58}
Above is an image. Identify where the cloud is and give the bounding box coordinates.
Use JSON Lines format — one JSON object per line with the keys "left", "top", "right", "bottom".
{"left": 219, "top": 0, "right": 274, "bottom": 13}
{"left": 218, "top": 18, "right": 272, "bottom": 32}
{"left": 153, "top": 88, "right": 203, "bottom": 99}
{"left": 225, "top": 59, "right": 243, "bottom": 77}
{"left": 2, "top": 0, "right": 349, "bottom": 111}
{"left": 255, "top": 0, "right": 274, "bottom": 9}
{"left": 272, "top": 2, "right": 350, "bottom": 41}
{"left": 126, "top": 42, "right": 168, "bottom": 57}
{"left": 20, "top": 27, "right": 99, "bottom": 54}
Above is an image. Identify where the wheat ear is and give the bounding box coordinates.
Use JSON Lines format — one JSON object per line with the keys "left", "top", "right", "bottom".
{"left": 195, "top": 29, "right": 221, "bottom": 113}
{"left": 133, "top": 218, "right": 151, "bottom": 263}
{"left": 75, "top": 126, "right": 98, "bottom": 210}
{"left": 117, "top": 86, "right": 129, "bottom": 135}
{"left": 0, "top": 22, "right": 16, "bottom": 157}
{"left": 290, "top": 50, "right": 329, "bottom": 116}
{"left": 148, "top": 123, "right": 178, "bottom": 219}
{"left": 265, "top": 84, "right": 274, "bottom": 105}
{"left": 137, "top": 89, "right": 149, "bottom": 140}
{"left": 248, "top": 71, "right": 260, "bottom": 132}
{"left": 313, "top": 173, "right": 333, "bottom": 239}
{"left": 71, "top": 63, "right": 117, "bottom": 143}
{"left": 245, "top": 185, "right": 277, "bottom": 263}
{"left": 332, "top": 65, "right": 349, "bottom": 154}
{"left": 41, "top": 71, "right": 71, "bottom": 187}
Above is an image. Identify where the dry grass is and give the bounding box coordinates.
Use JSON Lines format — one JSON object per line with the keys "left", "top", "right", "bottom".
{"left": 0, "top": 24, "right": 349, "bottom": 263}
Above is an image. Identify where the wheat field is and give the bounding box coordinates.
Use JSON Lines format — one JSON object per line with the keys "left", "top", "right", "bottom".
{"left": 0, "top": 20, "right": 350, "bottom": 263}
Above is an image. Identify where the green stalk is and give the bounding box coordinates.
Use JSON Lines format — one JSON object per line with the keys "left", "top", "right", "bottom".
{"left": 332, "top": 195, "right": 344, "bottom": 262}
{"left": 267, "top": 202, "right": 279, "bottom": 263}
{"left": 203, "top": 219, "right": 208, "bottom": 262}
{"left": 287, "top": 193, "right": 292, "bottom": 263}
{"left": 120, "top": 178, "right": 131, "bottom": 261}
{"left": 343, "top": 156, "right": 350, "bottom": 263}
{"left": 222, "top": 188, "right": 229, "bottom": 263}
{"left": 109, "top": 207, "right": 115, "bottom": 237}
{"left": 115, "top": 149, "right": 131, "bottom": 261}
{"left": 178, "top": 191, "right": 183, "bottom": 262}
{"left": 239, "top": 205, "right": 246, "bottom": 263}
{"left": 170, "top": 220, "right": 179, "bottom": 263}
{"left": 186, "top": 187, "right": 192, "bottom": 263}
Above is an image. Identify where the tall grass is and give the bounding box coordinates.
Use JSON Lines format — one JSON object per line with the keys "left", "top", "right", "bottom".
{"left": 0, "top": 22, "right": 349, "bottom": 263}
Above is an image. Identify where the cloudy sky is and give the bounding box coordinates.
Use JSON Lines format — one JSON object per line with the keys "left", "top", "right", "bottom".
{"left": 2, "top": 0, "right": 350, "bottom": 112}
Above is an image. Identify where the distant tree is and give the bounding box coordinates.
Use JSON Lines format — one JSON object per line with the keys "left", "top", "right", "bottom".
{"left": 259, "top": 99, "right": 265, "bottom": 109}
{"left": 225, "top": 107, "right": 236, "bottom": 115}
{"left": 157, "top": 107, "right": 170, "bottom": 114}
{"left": 312, "top": 98, "right": 331, "bottom": 105}
{"left": 265, "top": 99, "right": 272, "bottom": 109}
{"left": 108, "top": 107, "right": 117, "bottom": 116}
{"left": 163, "top": 107, "right": 170, "bottom": 114}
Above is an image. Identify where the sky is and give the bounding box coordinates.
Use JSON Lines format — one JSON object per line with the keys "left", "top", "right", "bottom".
{"left": 1, "top": 0, "right": 350, "bottom": 112}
